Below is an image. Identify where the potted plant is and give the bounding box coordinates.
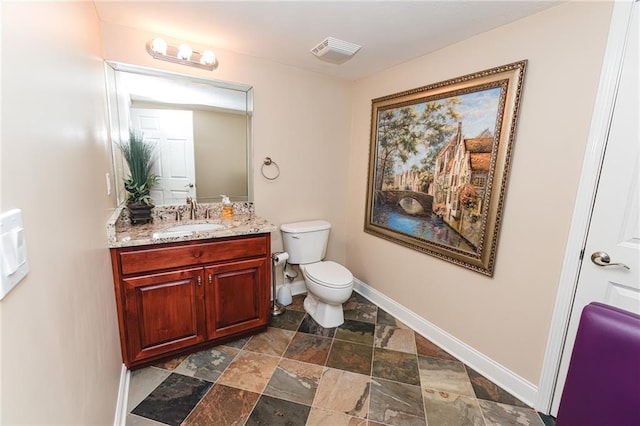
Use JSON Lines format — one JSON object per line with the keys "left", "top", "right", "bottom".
{"left": 118, "top": 131, "right": 158, "bottom": 225}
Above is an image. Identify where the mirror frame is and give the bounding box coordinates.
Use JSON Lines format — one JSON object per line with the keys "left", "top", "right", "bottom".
{"left": 104, "top": 60, "right": 254, "bottom": 206}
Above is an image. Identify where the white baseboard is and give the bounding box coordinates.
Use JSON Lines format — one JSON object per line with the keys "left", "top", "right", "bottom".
{"left": 113, "top": 364, "right": 130, "bottom": 426}
{"left": 353, "top": 278, "right": 538, "bottom": 407}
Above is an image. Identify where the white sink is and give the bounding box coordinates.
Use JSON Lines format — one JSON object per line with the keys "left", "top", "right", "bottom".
{"left": 165, "top": 223, "right": 225, "bottom": 232}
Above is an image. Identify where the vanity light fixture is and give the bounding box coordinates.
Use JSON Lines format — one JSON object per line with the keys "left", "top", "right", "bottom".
{"left": 146, "top": 38, "right": 218, "bottom": 71}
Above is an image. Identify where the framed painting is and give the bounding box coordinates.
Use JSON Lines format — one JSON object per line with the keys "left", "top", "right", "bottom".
{"left": 364, "top": 60, "right": 527, "bottom": 276}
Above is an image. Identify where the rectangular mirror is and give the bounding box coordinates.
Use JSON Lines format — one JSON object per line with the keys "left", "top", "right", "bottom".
{"left": 104, "top": 61, "right": 253, "bottom": 205}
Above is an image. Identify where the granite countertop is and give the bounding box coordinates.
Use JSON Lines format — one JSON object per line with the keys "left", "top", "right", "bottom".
{"left": 107, "top": 203, "right": 276, "bottom": 248}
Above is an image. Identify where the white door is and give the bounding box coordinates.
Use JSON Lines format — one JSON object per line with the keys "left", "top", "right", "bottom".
{"left": 130, "top": 108, "right": 196, "bottom": 205}
{"left": 550, "top": 1, "right": 640, "bottom": 414}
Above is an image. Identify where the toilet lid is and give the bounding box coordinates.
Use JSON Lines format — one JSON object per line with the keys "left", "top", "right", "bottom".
{"left": 304, "top": 261, "right": 353, "bottom": 288}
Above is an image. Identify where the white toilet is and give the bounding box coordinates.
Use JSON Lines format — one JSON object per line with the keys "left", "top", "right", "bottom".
{"left": 281, "top": 220, "right": 354, "bottom": 328}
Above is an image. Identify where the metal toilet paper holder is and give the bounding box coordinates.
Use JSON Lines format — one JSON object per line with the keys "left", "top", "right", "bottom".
{"left": 270, "top": 252, "right": 289, "bottom": 316}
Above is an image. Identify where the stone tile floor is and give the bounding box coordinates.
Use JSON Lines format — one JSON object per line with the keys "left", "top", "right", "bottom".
{"left": 126, "top": 293, "right": 554, "bottom": 425}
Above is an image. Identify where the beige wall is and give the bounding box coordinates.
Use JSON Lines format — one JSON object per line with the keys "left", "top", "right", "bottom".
{"left": 0, "top": 2, "right": 121, "bottom": 424}
{"left": 346, "top": 1, "right": 613, "bottom": 385}
{"left": 193, "top": 110, "right": 247, "bottom": 201}
{"left": 101, "top": 23, "right": 352, "bottom": 266}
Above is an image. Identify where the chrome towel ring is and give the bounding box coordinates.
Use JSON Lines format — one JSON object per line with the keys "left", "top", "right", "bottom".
{"left": 261, "top": 157, "right": 280, "bottom": 180}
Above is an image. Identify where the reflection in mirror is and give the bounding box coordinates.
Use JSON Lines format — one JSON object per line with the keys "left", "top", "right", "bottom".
{"left": 104, "top": 61, "right": 253, "bottom": 206}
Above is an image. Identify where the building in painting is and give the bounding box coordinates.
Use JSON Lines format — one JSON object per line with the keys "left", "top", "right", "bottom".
{"left": 432, "top": 122, "right": 493, "bottom": 247}
{"left": 462, "top": 134, "right": 493, "bottom": 213}
{"left": 392, "top": 168, "right": 422, "bottom": 192}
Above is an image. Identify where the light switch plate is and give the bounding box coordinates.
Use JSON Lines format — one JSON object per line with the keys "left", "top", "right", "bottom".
{"left": 106, "top": 172, "right": 112, "bottom": 196}
{"left": 1, "top": 209, "right": 29, "bottom": 300}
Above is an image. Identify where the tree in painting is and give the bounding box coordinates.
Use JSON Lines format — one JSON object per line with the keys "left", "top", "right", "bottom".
{"left": 375, "top": 107, "right": 423, "bottom": 191}
{"left": 374, "top": 99, "right": 461, "bottom": 192}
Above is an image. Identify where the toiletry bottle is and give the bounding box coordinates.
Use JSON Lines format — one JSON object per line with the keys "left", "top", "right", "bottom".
{"left": 221, "top": 195, "right": 234, "bottom": 218}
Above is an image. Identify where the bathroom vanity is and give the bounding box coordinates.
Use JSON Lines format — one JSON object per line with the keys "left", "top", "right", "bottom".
{"left": 103, "top": 61, "right": 272, "bottom": 368}
{"left": 107, "top": 206, "right": 275, "bottom": 369}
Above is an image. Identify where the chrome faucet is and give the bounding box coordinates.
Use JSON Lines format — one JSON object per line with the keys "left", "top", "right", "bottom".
{"left": 186, "top": 197, "right": 197, "bottom": 220}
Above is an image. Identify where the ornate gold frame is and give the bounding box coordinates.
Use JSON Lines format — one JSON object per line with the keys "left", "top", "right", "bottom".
{"left": 364, "top": 61, "right": 527, "bottom": 276}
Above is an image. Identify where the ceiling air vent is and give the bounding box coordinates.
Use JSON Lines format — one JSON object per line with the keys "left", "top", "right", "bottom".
{"left": 310, "top": 37, "right": 361, "bottom": 64}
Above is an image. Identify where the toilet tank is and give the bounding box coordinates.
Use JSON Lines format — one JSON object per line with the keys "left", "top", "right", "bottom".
{"left": 281, "top": 220, "right": 330, "bottom": 264}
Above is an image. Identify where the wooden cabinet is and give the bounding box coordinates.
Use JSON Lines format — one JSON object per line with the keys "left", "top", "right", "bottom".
{"left": 205, "top": 258, "right": 268, "bottom": 339}
{"left": 110, "top": 233, "right": 270, "bottom": 368}
{"left": 123, "top": 268, "right": 206, "bottom": 363}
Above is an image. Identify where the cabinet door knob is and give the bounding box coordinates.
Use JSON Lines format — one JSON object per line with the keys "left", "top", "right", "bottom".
{"left": 208, "top": 274, "right": 213, "bottom": 284}
{"left": 197, "top": 276, "right": 202, "bottom": 286}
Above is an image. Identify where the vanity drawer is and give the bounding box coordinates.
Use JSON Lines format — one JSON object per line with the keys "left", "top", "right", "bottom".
{"left": 119, "top": 235, "right": 268, "bottom": 275}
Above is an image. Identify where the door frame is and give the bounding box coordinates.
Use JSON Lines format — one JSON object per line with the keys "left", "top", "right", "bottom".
{"left": 536, "top": 0, "right": 636, "bottom": 414}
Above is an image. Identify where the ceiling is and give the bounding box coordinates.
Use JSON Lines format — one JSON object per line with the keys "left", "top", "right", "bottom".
{"left": 94, "top": 1, "right": 562, "bottom": 81}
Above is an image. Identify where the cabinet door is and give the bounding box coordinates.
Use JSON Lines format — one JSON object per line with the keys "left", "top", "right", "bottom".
{"left": 124, "top": 267, "right": 206, "bottom": 363}
{"left": 205, "top": 258, "right": 269, "bottom": 339}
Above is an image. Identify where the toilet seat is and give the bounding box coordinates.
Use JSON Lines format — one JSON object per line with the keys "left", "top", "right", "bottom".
{"left": 303, "top": 261, "right": 353, "bottom": 288}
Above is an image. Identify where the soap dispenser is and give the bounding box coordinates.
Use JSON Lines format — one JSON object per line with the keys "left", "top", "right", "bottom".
{"left": 221, "top": 195, "right": 234, "bottom": 218}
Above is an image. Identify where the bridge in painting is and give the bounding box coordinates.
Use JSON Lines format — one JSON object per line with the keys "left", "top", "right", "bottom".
{"left": 379, "top": 190, "right": 434, "bottom": 213}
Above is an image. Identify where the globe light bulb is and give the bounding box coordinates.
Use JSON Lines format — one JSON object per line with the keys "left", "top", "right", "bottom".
{"left": 177, "top": 44, "right": 192, "bottom": 60}
{"left": 150, "top": 38, "right": 168, "bottom": 55}
{"left": 200, "top": 50, "right": 216, "bottom": 65}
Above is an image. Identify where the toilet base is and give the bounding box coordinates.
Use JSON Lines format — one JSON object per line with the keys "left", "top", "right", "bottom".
{"left": 303, "top": 292, "right": 345, "bottom": 328}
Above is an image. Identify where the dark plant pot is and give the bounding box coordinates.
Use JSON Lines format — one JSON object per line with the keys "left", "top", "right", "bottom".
{"left": 127, "top": 202, "right": 154, "bottom": 225}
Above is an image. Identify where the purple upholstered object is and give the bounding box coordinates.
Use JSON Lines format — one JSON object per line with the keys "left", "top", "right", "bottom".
{"left": 556, "top": 302, "right": 640, "bottom": 426}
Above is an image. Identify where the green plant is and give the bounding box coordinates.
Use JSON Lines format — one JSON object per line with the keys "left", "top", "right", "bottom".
{"left": 118, "top": 132, "right": 158, "bottom": 206}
